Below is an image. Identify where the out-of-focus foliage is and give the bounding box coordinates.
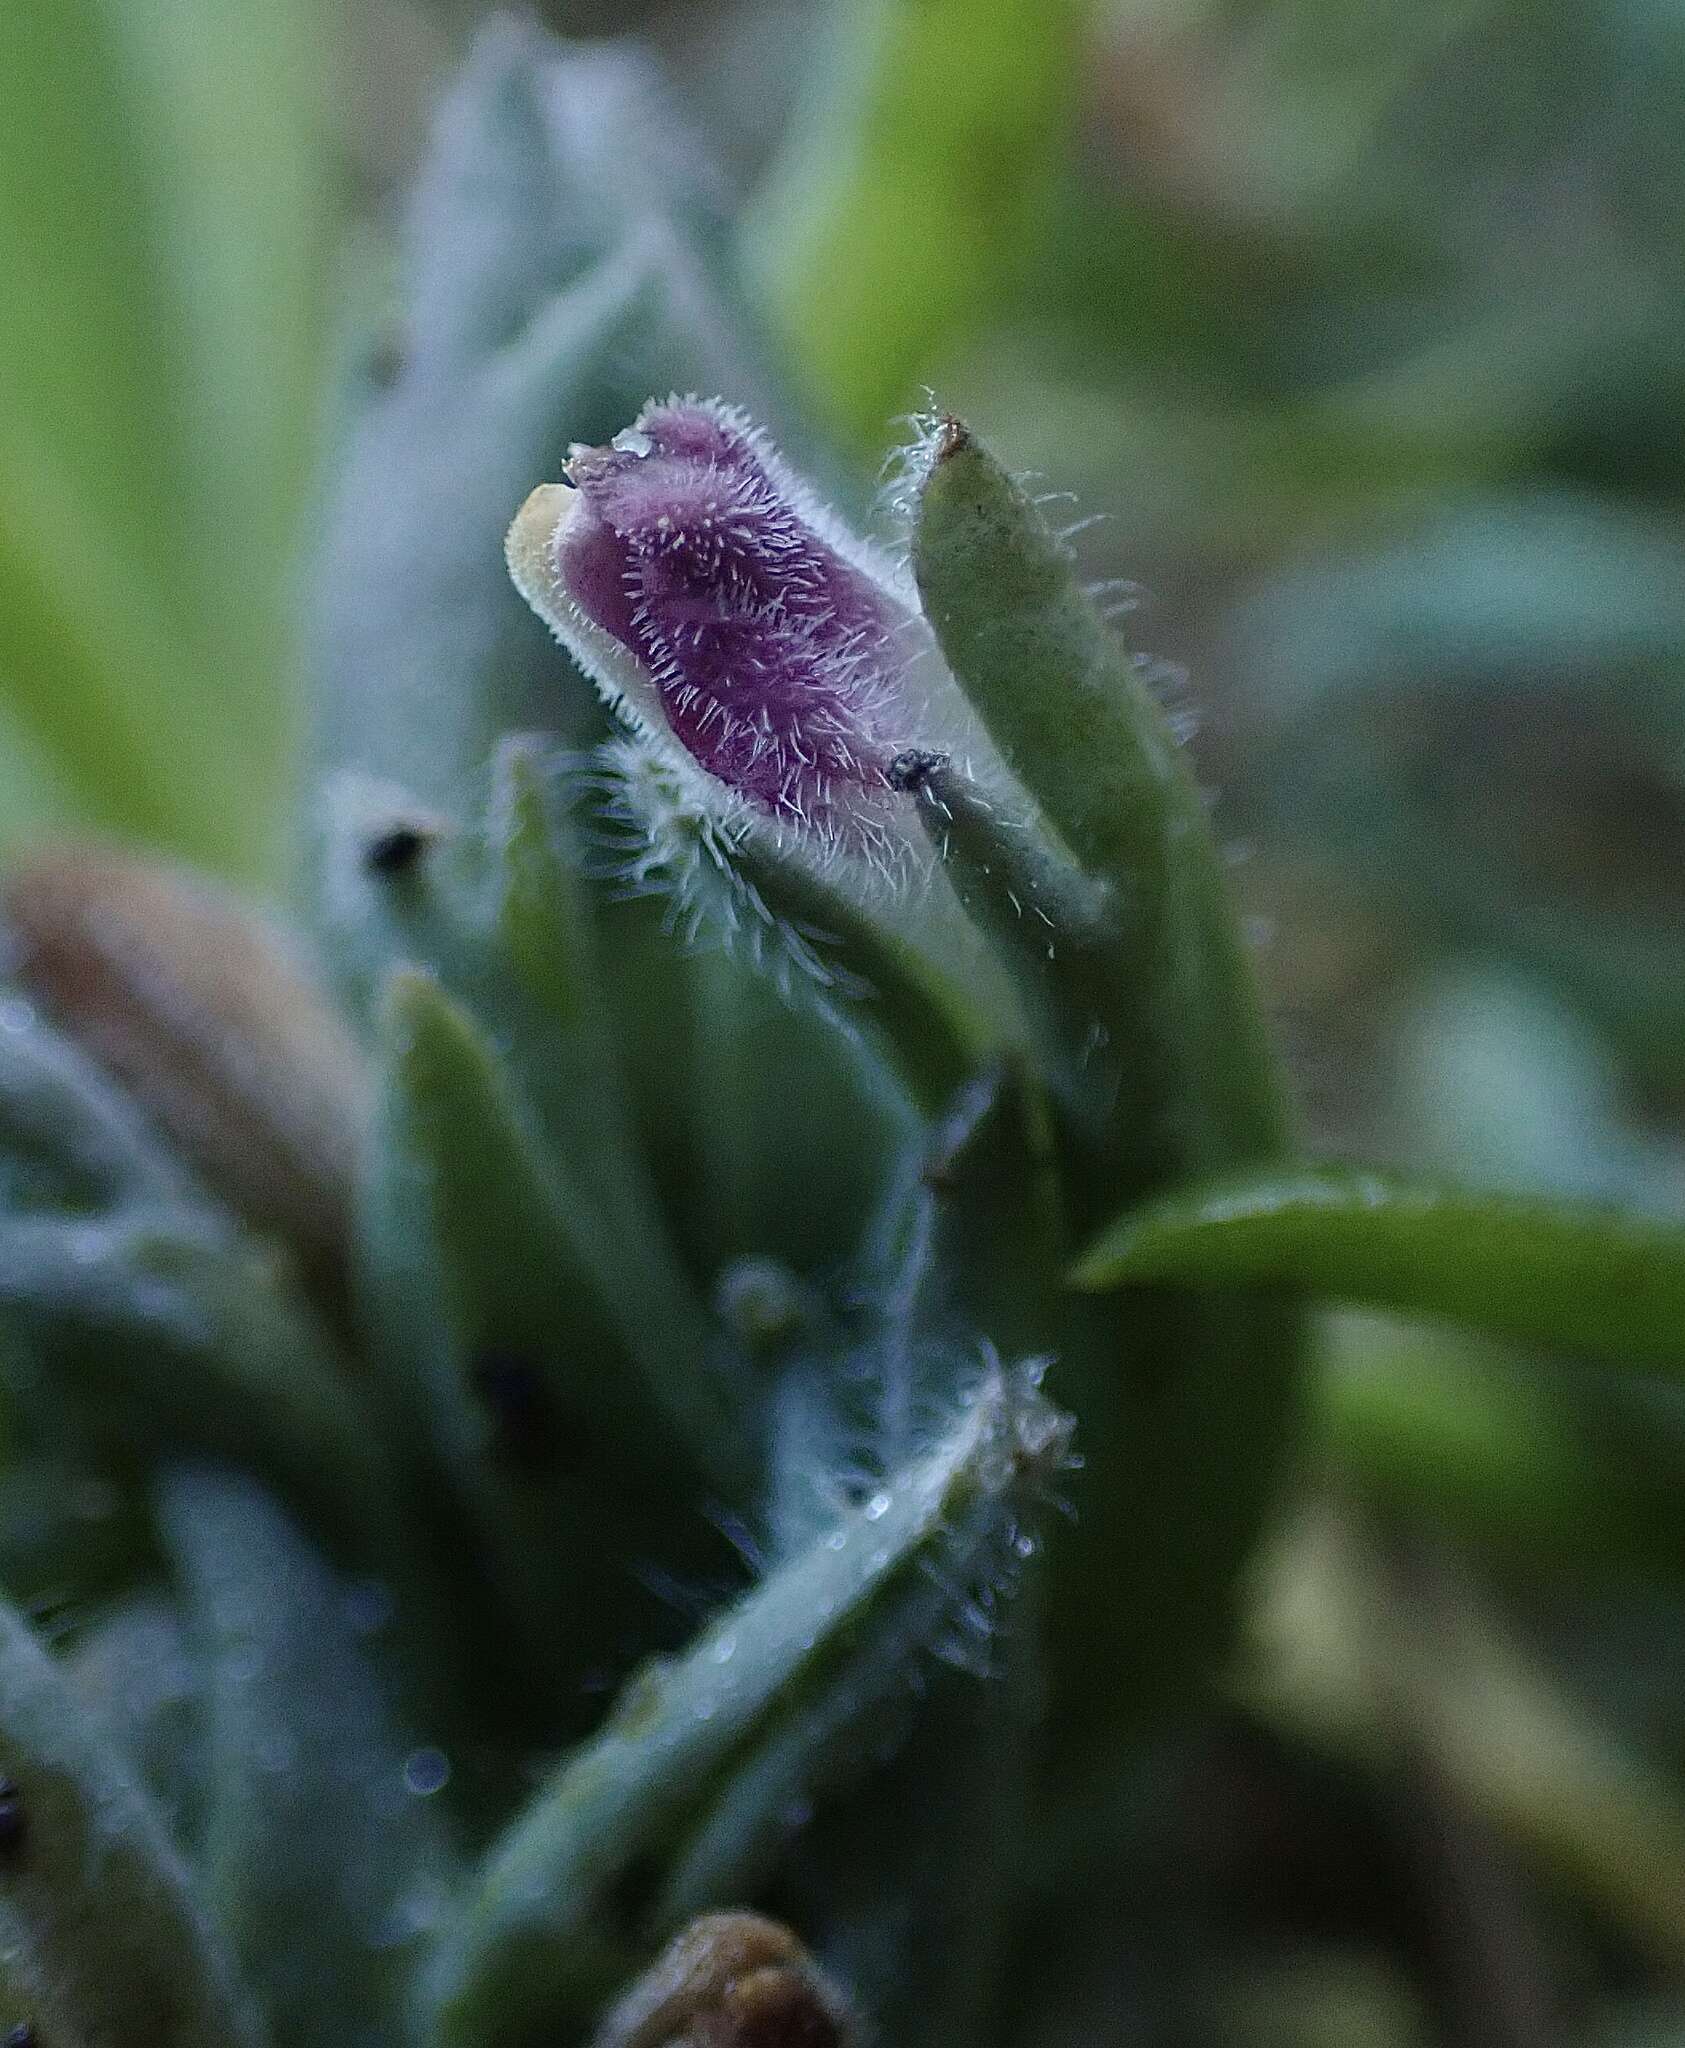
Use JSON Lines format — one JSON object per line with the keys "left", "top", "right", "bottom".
{"left": 0, "top": 0, "right": 330, "bottom": 887}
{"left": 742, "top": 0, "right": 1089, "bottom": 446}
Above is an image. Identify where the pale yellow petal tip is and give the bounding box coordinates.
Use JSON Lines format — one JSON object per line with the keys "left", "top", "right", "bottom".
{"left": 504, "top": 482, "right": 576, "bottom": 621}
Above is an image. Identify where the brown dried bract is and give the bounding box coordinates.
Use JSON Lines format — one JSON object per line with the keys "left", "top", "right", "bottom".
{"left": 4, "top": 846, "right": 368, "bottom": 1315}
{"left": 590, "top": 1914, "right": 856, "bottom": 2048}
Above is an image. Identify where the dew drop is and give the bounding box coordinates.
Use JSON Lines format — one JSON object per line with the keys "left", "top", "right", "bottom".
{"left": 709, "top": 1633, "right": 737, "bottom": 1666}
{"left": 863, "top": 1492, "right": 891, "bottom": 1522}
{"left": 402, "top": 1747, "right": 451, "bottom": 1797}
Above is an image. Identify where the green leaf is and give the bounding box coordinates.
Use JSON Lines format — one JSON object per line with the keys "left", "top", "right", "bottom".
{"left": 1075, "top": 1163, "right": 1685, "bottom": 1373}
{"left": 901, "top": 761, "right": 1127, "bottom": 1148}
{"left": 765, "top": 1059, "right": 1063, "bottom": 1558}
{"left": 325, "top": 743, "right": 738, "bottom": 1405}
{"left": 358, "top": 966, "right": 755, "bottom": 1724}
{"left": 368, "top": 965, "right": 748, "bottom": 1498}
{"left": 0, "top": 1212, "right": 411, "bottom": 1589}
{"left": 911, "top": 421, "right": 1304, "bottom": 1752}
{"left": 577, "top": 746, "right": 960, "bottom": 1276}
{"left": 65, "top": 1593, "right": 204, "bottom": 1849}
{"left": 157, "top": 1465, "right": 458, "bottom": 2044}
{"left": 414, "top": 1359, "right": 1071, "bottom": 2048}
{"left": 912, "top": 423, "right": 1289, "bottom": 1192}
{"left": 742, "top": 0, "right": 1089, "bottom": 442}
{"left": 872, "top": 1058, "right": 1064, "bottom": 1372}
{"left": 483, "top": 745, "right": 879, "bottom": 1305}
{"left": 0, "top": 1588, "right": 262, "bottom": 2048}
{"left": 0, "top": 0, "right": 328, "bottom": 880}
{"left": 766, "top": 1636, "right": 1038, "bottom": 2048}
{"left": 339, "top": 737, "right": 922, "bottom": 1291}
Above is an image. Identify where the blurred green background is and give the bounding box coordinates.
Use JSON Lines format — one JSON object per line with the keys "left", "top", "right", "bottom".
{"left": 4, "top": 1, "right": 1685, "bottom": 2040}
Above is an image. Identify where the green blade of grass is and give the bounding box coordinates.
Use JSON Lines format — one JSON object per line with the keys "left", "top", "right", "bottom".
{"left": 1076, "top": 1162, "right": 1685, "bottom": 1372}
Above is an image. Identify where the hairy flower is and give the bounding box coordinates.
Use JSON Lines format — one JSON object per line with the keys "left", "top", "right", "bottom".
{"left": 507, "top": 397, "right": 941, "bottom": 871}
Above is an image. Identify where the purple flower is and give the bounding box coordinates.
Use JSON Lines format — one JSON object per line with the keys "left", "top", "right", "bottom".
{"left": 507, "top": 398, "right": 933, "bottom": 867}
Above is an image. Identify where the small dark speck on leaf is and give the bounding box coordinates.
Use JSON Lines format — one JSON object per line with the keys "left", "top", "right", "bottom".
{"left": 471, "top": 1349, "right": 580, "bottom": 1476}
{"left": 0, "top": 1777, "right": 24, "bottom": 1856}
{"left": 363, "top": 825, "right": 430, "bottom": 878}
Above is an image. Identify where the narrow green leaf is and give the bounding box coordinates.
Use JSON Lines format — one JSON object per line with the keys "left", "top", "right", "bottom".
{"left": 767, "top": 1060, "right": 1064, "bottom": 1556}
{"left": 658, "top": 1621, "right": 1039, "bottom": 2048}
{"left": 416, "top": 1360, "right": 1071, "bottom": 2048}
{"left": 324, "top": 744, "right": 737, "bottom": 1354}
{"left": 1076, "top": 1163, "right": 1685, "bottom": 1372}
{"left": 0, "top": 1213, "right": 412, "bottom": 1591}
{"left": 727, "top": 821, "right": 988, "bottom": 1117}
{"left": 903, "top": 761, "right": 1127, "bottom": 1146}
{"left": 369, "top": 966, "right": 749, "bottom": 1498}
{"left": 658, "top": 944, "right": 918, "bottom": 1283}
{"left": 0, "top": 1589, "right": 262, "bottom": 2048}
{"left": 158, "top": 1465, "right": 458, "bottom": 2044}
{"left": 358, "top": 966, "right": 756, "bottom": 1732}
{"left": 911, "top": 421, "right": 1304, "bottom": 1751}
{"left": 766, "top": 1634, "right": 1039, "bottom": 2048}
{"left": 579, "top": 745, "right": 953, "bottom": 1278}
{"left": 485, "top": 742, "right": 841, "bottom": 1302}
{"left": 913, "top": 422, "right": 1289, "bottom": 1193}
{"left": 874, "top": 1058, "right": 1065, "bottom": 1366}
{"left": 492, "top": 739, "right": 600, "bottom": 1033}
{"left": 65, "top": 1594, "right": 203, "bottom": 1850}
{"left": 580, "top": 729, "right": 989, "bottom": 1119}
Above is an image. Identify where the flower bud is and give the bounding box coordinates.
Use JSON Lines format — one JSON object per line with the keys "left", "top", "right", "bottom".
{"left": 507, "top": 398, "right": 937, "bottom": 871}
